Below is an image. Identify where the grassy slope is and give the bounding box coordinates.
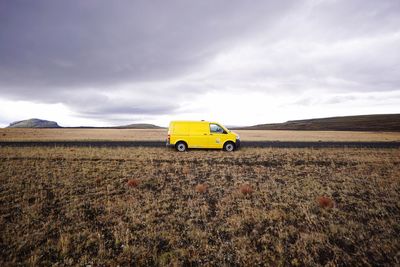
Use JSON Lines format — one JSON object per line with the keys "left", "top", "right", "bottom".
{"left": 239, "top": 114, "right": 400, "bottom": 131}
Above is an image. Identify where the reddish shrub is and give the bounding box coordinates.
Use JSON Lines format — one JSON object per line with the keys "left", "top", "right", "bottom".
{"left": 127, "top": 179, "right": 140, "bottom": 188}
{"left": 239, "top": 184, "right": 253, "bottom": 195}
{"left": 195, "top": 183, "right": 208, "bottom": 193}
{"left": 316, "top": 196, "right": 335, "bottom": 209}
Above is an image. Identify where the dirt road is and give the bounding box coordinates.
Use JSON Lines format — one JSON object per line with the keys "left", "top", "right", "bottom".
{"left": 1, "top": 141, "right": 399, "bottom": 148}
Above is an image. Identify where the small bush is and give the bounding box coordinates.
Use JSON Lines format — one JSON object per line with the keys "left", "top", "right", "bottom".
{"left": 127, "top": 179, "right": 140, "bottom": 188}
{"left": 195, "top": 183, "right": 208, "bottom": 193}
{"left": 239, "top": 184, "right": 253, "bottom": 195}
{"left": 316, "top": 196, "right": 335, "bottom": 209}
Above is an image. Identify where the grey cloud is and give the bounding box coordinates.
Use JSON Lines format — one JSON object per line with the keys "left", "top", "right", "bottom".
{"left": 0, "top": 0, "right": 399, "bottom": 121}
{"left": 55, "top": 88, "right": 180, "bottom": 118}
{"left": 309, "top": 0, "right": 400, "bottom": 40}
{"left": 0, "top": 0, "right": 298, "bottom": 119}
{"left": 291, "top": 91, "right": 400, "bottom": 107}
{"left": 321, "top": 95, "right": 357, "bottom": 105}
{"left": 77, "top": 101, "right": 177, "bottom": 116}
{"left": 0, "top": 0, "right": 296, "bottom": 91}
{"left": 222, "top": 0, "right": 400, "bottom": 93}
{"left": 204, "top": 30, "right": 400, "bottom": 94}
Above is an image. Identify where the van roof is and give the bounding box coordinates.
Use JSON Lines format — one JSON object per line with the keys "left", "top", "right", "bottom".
{"left": 171, "top": 120, "right": 209, "bottom": 122}
{"left": 170, "top": 120, "right": 214, "bottom": 123}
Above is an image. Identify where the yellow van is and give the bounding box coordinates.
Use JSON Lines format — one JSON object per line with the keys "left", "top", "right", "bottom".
{"left": 166, "top": 121, "right": 240, "bottom": 152}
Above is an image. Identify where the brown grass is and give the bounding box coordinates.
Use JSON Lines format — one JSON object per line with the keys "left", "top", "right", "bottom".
{"left": 0, "top": 147, "right": 399, "bottom": 266}
{"left": 236, "top": 130, "right": 400, "bottom": 142}
{"left": 0, "top": 128, "right": 166, "bottom": 141}
{"left": 1, "top": 128, "right": 400, "bottom": 142}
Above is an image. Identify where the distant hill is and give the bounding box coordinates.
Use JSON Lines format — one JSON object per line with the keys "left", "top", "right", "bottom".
{"left": 116, "top": 123, "right": 164, "bottom": 129}
{"left": 5, "top": 119, "right": 164, "bottom": 129}
{"left": 7, "top": 118, "right": 61, "bottom": 128}
{"left": 237, "top": 114, "right": 400, "bottom": 132}
{"left": 71, "top": 123, "right": 164, "bottom": 129}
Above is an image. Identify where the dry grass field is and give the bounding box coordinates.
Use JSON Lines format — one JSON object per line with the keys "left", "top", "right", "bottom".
{"left": 1, "top": 128, "right": 400, "bottom": 142}
{"left": 0, "top": 129, "right": 166, "bottom": 141}
{"left": 1, "top": 146, "right": 399, "bottom": 266}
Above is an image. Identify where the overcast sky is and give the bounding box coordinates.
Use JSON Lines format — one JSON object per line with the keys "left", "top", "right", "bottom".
{"left": 0, "top": 0, "right": 399, "bottom": 127}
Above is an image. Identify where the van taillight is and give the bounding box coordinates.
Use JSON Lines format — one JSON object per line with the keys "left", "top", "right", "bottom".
{"left": 167, "top": 134, "right": 170, "bottom": 141}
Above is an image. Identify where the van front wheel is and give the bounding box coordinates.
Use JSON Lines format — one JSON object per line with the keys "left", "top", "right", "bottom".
{"left": 223, "top": 142, "right": 235, "bottom": 152}
{"left": 175, "top": 141, "right": 187, "bottom": 152}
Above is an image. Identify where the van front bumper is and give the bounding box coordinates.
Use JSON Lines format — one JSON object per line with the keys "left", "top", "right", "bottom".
{"left": 235, "top": 139, "right": 241, "bottom": 149}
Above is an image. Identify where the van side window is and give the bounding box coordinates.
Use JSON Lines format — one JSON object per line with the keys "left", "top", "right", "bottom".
{"left": 210, "top": 124, "right": 224, "bottom": 133}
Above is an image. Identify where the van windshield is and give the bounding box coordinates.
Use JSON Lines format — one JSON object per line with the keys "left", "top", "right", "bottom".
{"left": 210, "top": 124, "right": 225, "bottom": 133}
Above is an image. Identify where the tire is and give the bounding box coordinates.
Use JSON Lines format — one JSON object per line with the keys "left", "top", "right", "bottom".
{"left": 223, "top": 141, "right": 235, "bottom": 152}
{"left": 175, "top": 141, "right": 187, "bottom": 152}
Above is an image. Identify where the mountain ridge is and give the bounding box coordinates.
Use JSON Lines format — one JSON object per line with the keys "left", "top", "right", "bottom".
{"left": 234, "top": 114, "right": 400, "bottom": 132}
{"left": 6, "top": 114, "right": 400, "bottom": 131}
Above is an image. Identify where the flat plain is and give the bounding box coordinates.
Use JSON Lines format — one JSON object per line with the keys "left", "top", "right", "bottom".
{"left": 1, "top": 146, "right": 399, "bottom": 266}
{"left": 1, "top": 128, "right": 400, "bottom": 142}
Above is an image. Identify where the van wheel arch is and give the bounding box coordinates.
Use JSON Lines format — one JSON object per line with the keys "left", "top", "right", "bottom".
{"left": 223, "top": 141, "right": 235, "bottom": 152}
{"left": 175, "top": 141, "right": 188, "bottom": 152}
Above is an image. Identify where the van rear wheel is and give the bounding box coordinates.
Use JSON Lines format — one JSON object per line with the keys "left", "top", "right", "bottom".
{"left": 175, "top": 141, "right": 187, "bottom": 152}
{"left": 223, "top": 142, "right": 235, "bottom": 152}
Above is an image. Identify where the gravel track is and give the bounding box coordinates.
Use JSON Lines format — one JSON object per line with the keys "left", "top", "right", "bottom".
{"left": 1, "top": 141, "right": 399, "bottom": 148}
